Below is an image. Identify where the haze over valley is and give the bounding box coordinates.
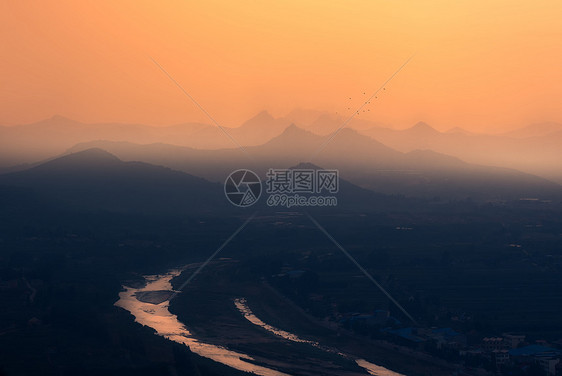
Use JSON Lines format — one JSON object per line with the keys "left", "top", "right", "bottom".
{"left": 2, "top": 2, "right": 562, "bottom": 376}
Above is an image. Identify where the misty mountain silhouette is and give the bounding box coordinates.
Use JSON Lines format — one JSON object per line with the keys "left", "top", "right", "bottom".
{"left": 32, "top": 147, "right": 121, "bottom": 172}
{"left": 0, "top": 149, "right": 229, "bottom": 214}
{"left": 234, "top": 110, "right": 291, "bottom": 144}
{"left": 5, "top": 110, "right": 562, "bottom": 189}
{"left": 0, "top": 112, "right": 296, "bottom": 168}
{"left": 445, "top": 126, "right": 473, "bottom": 135}
{"left": 360, "top": 121, "right": 562, "bottom": 184}
{"left": 287, "top": 162, "right": 406, "bottom": 211}
{"left": 0, "top": 148, "right": 420, "bottom": 215}
{"left": 502, "top": 122, "right": 562, "bottom": 139}
{"left": 406, "top": 121, "right": 440, "bottom": 137}
{"left": 63, "top": 125, "right": 561, "bottom": 200}
{"left": 240, "top": 110, "right": 278, "bottom": 130}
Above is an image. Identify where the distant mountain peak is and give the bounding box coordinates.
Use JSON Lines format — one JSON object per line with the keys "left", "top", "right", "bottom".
{"left": 264, "top": 124, "right": 320, "bottom": 147}
{"left": 447, "top": 126, "right": 466, "bottom": 133}
{"left": 46, "top": 148, "right": 120, "bottom": 167}
{"left": 283, "top": 123, "right": 307, "bottom": 134}
{"left": 26, "top": 114, "right": 79, "bottom": 127}
{"left": 42, "top": 114, "right": 80, "bottom": 125}
{"left": 20, "top": 148, "right": 122, "bottom": 175}
{"left": 290, "top": 162, "right": 323, "bottom": 170}
{"left": 245, "top": 110, "right": 275, "bottom": 124}
{"left": 238, "top": 110, "right": 284, "bottom": 134}
{"left": 275, "top": 123, "right": 312, "bottom": 138}
{"left": 411, "top": 121, "right": 433, "bottom": 129}
{"left": 71, "top": 147, "right": 119, "bottom": 158}
{"left": 408, "top": 121, "right": 439, "bottom": 134}
{"left": 50, "top": 114, "right": 70, "bottom": 121}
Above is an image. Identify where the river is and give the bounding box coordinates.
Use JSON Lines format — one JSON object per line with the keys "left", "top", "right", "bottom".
{"left": 115, "top": 268, "right": 405, "bottom": 376}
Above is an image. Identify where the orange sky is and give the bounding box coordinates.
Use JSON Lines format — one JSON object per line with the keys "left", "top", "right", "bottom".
{"left": 1, "top": 1, "right": 561, "bottom": 132}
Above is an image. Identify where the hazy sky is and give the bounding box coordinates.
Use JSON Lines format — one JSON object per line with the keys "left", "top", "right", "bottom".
{"left": 1, "top": 1, "right": 561, "bottom": 132}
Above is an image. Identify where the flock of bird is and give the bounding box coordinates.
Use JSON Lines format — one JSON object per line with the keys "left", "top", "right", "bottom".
{"left": 337, "top": 87, "right": 387, "bottom": 116}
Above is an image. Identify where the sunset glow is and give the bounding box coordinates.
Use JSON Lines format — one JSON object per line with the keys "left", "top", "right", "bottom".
{"left": 1, "top": 1, "right": 561, "bottom": 131}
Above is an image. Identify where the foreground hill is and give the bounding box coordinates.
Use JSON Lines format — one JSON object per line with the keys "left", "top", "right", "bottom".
{"left": 0, "top": 148, "right": 229, "bottom": 215}
{"left": 0, "top": 148, "right": 414, "bottom": 215}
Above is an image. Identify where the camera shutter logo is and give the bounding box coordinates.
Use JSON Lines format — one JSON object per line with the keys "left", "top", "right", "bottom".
{"left": 224, "top": 169, "right": 262, "bottom": 207}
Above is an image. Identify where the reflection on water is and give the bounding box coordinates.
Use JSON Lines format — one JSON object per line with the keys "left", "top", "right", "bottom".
{"left": 234, "top": 297, "right": 406, "bottom": 376}
{"left": 355, "top": 359, "right": 406, "bottom": 376}
{"left": 234, "top": 298, "right": 318, "bottom": 345}
{"left": 115, "top": 268, "right": 405, "bottom": 376}
{"left": 115, "top": 269, "right": 290, "bottom": 376}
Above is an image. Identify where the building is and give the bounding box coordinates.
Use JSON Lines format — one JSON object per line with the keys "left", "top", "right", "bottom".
{"left": 483, "top": 337, "right": 508, "bottom": 352}
{"left": 509, "top": 345, "right": 561, "bottom": 376}
{"left": 503, "top": 333, "right": 526, "bottom": 349}
{"left": 428, "top": 328, "right": 467, "bottom": 349}
{"left": 491, "top": 350, "right": 510, "bottom": 368}
{"left": 536, "top": 356, "right": 560, "bottom": 376}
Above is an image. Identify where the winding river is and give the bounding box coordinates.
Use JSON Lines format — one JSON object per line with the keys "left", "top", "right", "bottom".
{"left": 115, "top": 268, "right": 405, "bottom": 376}
{"left": 234, "top": 298, "right": 405, "bottom": 376}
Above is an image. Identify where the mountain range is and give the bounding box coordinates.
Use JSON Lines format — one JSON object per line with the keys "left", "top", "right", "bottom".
{"left": 1, "top": 112, "right": 561, "bottom": 201}
{"left": 0, "top": 148, "right": 414, "bottom": 215}
{"left": 358, "top": 121, "right": 562, "bottom": 184}
{"left": 64, "top": 125, "right": 561, "bottom": 200}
